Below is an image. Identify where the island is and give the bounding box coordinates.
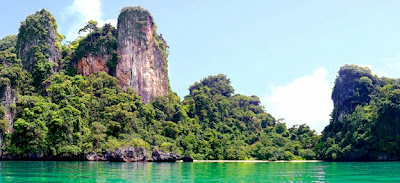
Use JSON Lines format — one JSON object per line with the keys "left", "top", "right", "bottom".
{"left": 0, "top": 6, "right": 399, "bottom": 162}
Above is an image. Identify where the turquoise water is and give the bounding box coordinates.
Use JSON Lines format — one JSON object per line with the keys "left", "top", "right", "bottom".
{"left": 0, "top": 161, "right": 399, "bottom": 182}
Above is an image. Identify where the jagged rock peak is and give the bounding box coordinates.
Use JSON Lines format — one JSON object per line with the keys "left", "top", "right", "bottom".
{"left": 17, "top": 9, "right": 62, "bottom": 72}
{"left": 116, "top": 6, "right": 170, "bottom": 103}
{"left": 331, "top": 64, "right": 377, "bottom": 122}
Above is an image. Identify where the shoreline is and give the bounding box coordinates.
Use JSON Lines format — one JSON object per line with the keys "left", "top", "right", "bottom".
{"left": 180, "top": 160, "right": 324, "bottom": 163}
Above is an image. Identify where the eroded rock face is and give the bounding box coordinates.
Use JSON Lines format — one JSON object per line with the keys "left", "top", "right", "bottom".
{"left": 105, "top": 146, "right": 147, "bottom": 162}
{"left": 85, "top": 152, "right": 106, "bottom": 161}
{"left": 0, "top": 79, "right": 16, "bottom": 133}
{"left": 77, "top": 54, "right": 110, "bottom": 77}
{"left": 151, "top": 150, "right": 180, "bottom": 162}
{"left": 0, "top": 78, "right": 16, "bottom": 154}
{"left": 116, "top": 7, "right": 169, "bottom": 103}
{"left": 17, "top": 9, "right": 61, "bottom": 72}
{"left": 331, "top": 64, "right": 376, "bottom": 122}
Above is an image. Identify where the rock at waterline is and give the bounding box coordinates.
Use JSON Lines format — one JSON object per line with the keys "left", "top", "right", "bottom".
{"left": 181, "top": 156, "right": 194, "bottom": 162}
{"left": 105, "top": 146, "right": 147, "bottom": 162}
{"left": 151, "top": 150, "right": 180, "bottom": 162}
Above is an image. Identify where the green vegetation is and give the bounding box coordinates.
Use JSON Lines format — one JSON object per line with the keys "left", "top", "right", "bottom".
{"left": 74, "top": 21, "right": 119, "bottom": 76}
{"left": 1, "top": 21, "right": 320, "bottom": 159}
{"left": 14, "top": 9, "right": 63, "bottom": 92}
{"left": 0, "top": 35, "right": 21, "bottom": 86}
{"left": 0, "top": 68, "right": 319, "bottom": 160}
{"left": 5, "top": 7, "right": 400, "bottom": 162}
{"left": 118, "top": 6, "right": 153, "bottom": 43}
{"left": 0, "top": 34, "right": 22, "bottom": 136}
{"left": 318, "top": 65, "right": 400, "bottom": 161}
{"left": 14, "top": 11, "right": 320, "bottom": 160}
{"left": 0, "top": 35, "right": 17, "bottom": 52}
{"left": 17, "top": 9, "right": 61, "bottom": 72}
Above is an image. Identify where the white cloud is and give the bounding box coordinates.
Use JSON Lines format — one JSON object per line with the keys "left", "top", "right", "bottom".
{"left": 372, "top": 53, "right": 400, "bottom": 78}
{"left": 63, "top": 0, "right": 117, "bottom": 41}
{"left": 262, "top": 67, "right": 333, "bottom": 133}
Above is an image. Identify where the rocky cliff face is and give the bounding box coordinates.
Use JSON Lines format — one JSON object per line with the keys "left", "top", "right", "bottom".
{"left": 77, "top": 54, "right": 111, "bottom": 77}
{"left": 116, "top": 7, "right": 169, "bottom": 103}
{"left": 105, "top": 146, "right": 147, "bottom": 162}
{"left": 321, "top": 65, "right": 400, "bottom": 161}
{"left": 0, "top": 79, "right": 16, "bottom": 132}
{"left": 0, "top": 70, "right": 17, "bottom": 156}
{"left": 74, "top": 23, "right": 118, "bottom": 77}
{"left": 17, "top": 9, "right": 61, "bottom": 72}
{"left": 0, "top": 35, "right": 18, "bottom": 150}
{"left": 331, "top": 64, "right": 377, "bottom": 122}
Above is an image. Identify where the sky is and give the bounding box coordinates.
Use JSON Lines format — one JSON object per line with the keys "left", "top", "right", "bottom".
{"left": 2, "top": 0, "right": 400, "bottom": 133}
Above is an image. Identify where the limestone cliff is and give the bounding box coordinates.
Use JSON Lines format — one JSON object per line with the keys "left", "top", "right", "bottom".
{"left": 77, "top": 54, "right": 111, "bottom": 77}
{"left": 0, "top": 61, "right": 17, "bottom": 154}
{"left": 0, "top": 78, "right": 16, "bottom": 132}
{"left": 321, "top": 65, "right": 400, "bottom": 161}
{"left": 0, "top": 35, "right": 18, "bottom": 144}
{"left": 17, "top": 9, "right": 61, "bottom": 72}
{"left": 75, "top": 23, "right": 118, "bottom": 77}
{"left": 116, "top": 7, "right": 169, "bottom": 103}
{"left": 331, "top": 64, "right": 377, "bottom": 122}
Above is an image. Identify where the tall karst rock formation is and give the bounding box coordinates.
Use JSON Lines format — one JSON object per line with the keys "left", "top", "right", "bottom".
{"left": 0, "top": 9, "right": 62, "bottom": 135}
{"left": 0, "top": 35, "right": 18, "bottom": 135}
{"left": 331, "top": 64, "right": 377, "bottom": 122}
{"left": 74, "top": 6, "right": 170, "bottom": 103}
{"left": 17, "top": 9, "right": 62, "bottom": 72}
{"left": 116, "top": 7, "right": 169, "bottom": 103}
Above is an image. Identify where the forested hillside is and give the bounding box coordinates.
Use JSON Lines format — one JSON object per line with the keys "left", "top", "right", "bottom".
{"left": 318, "top": 65, "right": 400, "bottom": 161}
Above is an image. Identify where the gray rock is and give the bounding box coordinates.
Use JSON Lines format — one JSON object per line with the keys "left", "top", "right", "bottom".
{"left": 86, "top": 152, "right": 106, "bottom": 161}
{"left": 151, "top": 150, "right": 180, "bottom": 162}
{"left": 105, "top": 146, "right": 147, "bottom": 162}
{"left": 181, "top": 155, "right": 194, "bottom": 162}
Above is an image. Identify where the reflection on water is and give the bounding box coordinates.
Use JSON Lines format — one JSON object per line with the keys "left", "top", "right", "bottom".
{"left": 0, "top": 161, "right": 399, "bottom": 182}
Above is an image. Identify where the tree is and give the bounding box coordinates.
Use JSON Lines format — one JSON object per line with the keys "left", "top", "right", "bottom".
{"left": 78, "top": 20, "right": 98, "bottom": 45}
{"left": 79, "top": 20, "right": 98, "bottom": 35}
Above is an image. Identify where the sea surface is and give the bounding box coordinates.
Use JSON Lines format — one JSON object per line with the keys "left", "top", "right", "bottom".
{"left": 0, "top": 161, "right": 399, "bottom": 182}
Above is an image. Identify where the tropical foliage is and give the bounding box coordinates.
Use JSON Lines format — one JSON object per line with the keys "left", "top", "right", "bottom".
{"left": 318, "top": 65, "right": 400, "bottom": 161}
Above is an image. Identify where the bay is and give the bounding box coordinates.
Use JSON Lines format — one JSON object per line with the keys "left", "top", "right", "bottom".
{"left": 0, "top": 161, "right": 399, "bottom": 182}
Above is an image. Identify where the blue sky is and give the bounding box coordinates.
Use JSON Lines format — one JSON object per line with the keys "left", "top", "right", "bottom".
{"left": 2, "top": 0, "right": 400, "bottom": 132}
